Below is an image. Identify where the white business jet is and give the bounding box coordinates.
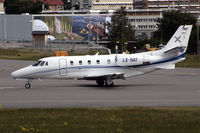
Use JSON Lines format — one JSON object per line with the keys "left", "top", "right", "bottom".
{"left": 11, "top": 25, "right": 192, "bottom": 89}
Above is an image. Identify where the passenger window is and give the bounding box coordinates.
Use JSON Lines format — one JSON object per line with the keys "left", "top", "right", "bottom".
{"left": 45, "top": 62, "right": 48, "bottom": 66}
{"left": 32, "top": 61, "right": 41, "bottom": 66}
{"left": 96, "top": 60, "right": 100, "bottom": 64}
{"left": 39, "top": 61, "right": 45, "bottom": 66}
{"left": 88, "top": 60, "right": 91, "bottom": 65}
{"left": 79, "top": 60, "right": 82, "bottom": 65}
{"left": 70, "top": 61, "right": 73, "bottom": 65}
{"left": 107, "top": 59, "right": 111, "bottom": 64}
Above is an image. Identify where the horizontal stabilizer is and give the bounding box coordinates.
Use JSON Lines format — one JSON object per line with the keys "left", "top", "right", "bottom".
{"left": 162, "top": 46, "right": 186, "bottom": 58}
{"left": 164, "top": 46, "right": 186, "bottom": 54}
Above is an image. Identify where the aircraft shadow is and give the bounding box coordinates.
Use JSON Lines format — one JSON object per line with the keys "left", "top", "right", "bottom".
{"left": 47, "top": 83, "right": 167, "bottom": 90}
{"left": 12, "top": 83, "right": 168, "bottom": 90}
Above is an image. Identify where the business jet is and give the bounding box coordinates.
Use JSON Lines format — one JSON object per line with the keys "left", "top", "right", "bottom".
{"left": 11, "top": 25, "right": 192, "bottom": 89}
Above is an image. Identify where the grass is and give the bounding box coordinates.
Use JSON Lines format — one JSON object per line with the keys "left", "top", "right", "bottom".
{"left": 0, "top": 107, "right": 200, "bottom": 133}
{"left": 176, "top": 54, "right": 200, "bottom": 68}
{"left": 0, "top": 48, "right": 200, "bottom": 68}
{"left": 0, "top": 48, "right": 109, "bottom": 61}
{"left": 0, "top": 48, "right": 54, "bottom": 61}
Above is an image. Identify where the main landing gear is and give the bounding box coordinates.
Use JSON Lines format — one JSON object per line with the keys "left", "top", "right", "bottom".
{"left": 96, "top": 77, "right": 114, "bottom": 87}
{"left": 25, "top": 79, "right": 32, "bottom": 89}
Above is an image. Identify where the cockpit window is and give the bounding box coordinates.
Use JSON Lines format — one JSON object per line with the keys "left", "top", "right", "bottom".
{"left": 39, "top": 61, "right": 45, "bottom": 66}
{"left": 45, "top": 62, "right": 48, "bottom": 66}
{"left": 32, "top": 61, "right": 41, "bottom": 66}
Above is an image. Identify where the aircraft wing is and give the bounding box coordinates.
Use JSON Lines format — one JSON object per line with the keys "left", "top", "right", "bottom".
{"left": 84, "top": 72, "right": 125, "bottom": 80}
{"left": 84, "top": 69, "right": 145, "bottom": 80}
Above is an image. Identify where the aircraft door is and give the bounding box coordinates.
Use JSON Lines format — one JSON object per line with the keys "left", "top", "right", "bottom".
{"left": 59, "top": 59, "right": 67, "bottom": 76}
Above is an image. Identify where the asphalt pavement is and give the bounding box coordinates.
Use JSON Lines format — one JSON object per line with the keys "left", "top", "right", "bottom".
{"left": 0, "top": 59, "right": 200, "bottom": 108}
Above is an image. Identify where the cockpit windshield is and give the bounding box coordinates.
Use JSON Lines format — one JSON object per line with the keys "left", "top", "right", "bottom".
{"left": 39, "top": 61, "right": 45, "bottom": 66}
{"left": 32, "top": 60, "right": 48, "bottom": 67}
{"left": 32, "top": 60, "right": 42, "bottom": 66}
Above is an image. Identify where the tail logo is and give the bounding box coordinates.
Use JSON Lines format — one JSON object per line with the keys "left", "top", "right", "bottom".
{"left": 175, "top": 36, "right": 181, "bottom": 43}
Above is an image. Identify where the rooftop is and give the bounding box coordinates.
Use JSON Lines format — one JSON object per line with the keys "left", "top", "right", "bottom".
{"left": 33, "top": 0, "right": 64, "bottom": 6}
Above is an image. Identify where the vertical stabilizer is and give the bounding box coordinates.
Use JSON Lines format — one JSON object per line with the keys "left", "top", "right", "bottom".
{"left": 163, "top": 25, "right": 193, "bottom": 53}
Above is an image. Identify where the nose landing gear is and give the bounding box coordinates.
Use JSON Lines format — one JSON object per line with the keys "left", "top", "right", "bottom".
{"left": 25, "top": 79, "right": 32, "bottom": 89}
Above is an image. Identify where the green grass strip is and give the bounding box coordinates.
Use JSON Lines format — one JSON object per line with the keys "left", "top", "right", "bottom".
{"left": 0, "top": 107, "right": 200, "bottom": 133}
{"left": 0, "top": 48, "right": 200, "bottom": 68}
{"left": 176, "top": 54, "right": 200, "bottom": 68}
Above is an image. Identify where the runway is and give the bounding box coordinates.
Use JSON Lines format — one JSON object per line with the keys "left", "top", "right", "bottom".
{"left": 0, "top": 59, "right": 200, "bottom": 108}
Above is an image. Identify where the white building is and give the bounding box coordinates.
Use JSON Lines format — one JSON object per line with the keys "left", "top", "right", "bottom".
{"left": 0, "top": 0, "right": 4, "bottom": 14}
{"left": 91, "top": 0, "right": 133, "bottom": 10}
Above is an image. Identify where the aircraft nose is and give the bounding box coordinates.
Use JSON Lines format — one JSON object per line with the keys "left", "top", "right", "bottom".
{"left": 11, "top": 71, "right": 18, "bottom": 79}
{"left": 11, "top": 69, "right": 23, "bottom": 79}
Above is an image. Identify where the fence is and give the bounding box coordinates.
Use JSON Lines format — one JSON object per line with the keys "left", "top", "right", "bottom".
{"left": 0, "top": 41, "right": 110, "bottom": 52}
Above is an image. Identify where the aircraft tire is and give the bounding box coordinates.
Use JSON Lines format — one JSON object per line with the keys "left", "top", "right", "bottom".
{"left": 96, "top": 80, "right": 104, "bottom": 86}
{"left": 109, "top": 81, "right": 114, "bottom": 87}
{"left": 25, "top": 83, "right": 31, "bottom": 89}
{"left": 105, "top": 81, "right": 114, "bottom": 87}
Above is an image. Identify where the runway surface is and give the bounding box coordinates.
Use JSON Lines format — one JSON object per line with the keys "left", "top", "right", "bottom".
{"left": 0, "top": 59, "right": 200, "bottom": 108}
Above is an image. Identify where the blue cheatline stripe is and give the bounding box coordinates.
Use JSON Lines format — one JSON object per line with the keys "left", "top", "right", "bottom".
{"left": 25, "top": 53, "right": 185, "bottom": 77}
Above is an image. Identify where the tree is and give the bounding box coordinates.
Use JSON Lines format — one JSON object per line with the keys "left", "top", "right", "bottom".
{"left": 154, "top": 10, "right": 197, "bottom": 54}
{"left": 62, "top": 0, "right": 72, "bottom": 10}
{"left": 5, "top": 0, "right": 21, "bottom": 14}
{"left": 106, "top": 7, "right": 135, "bottom": 53}
{"left": 5, "top": 0, "right": 45, "bottom": 14}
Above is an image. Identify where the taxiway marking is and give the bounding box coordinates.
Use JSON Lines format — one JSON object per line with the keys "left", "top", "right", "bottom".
{"left": 0, "top": 87, "right": 14, "bottom": 90}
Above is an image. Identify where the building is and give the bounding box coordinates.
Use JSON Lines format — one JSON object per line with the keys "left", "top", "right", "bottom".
{"left": 0, "top": 15, "right": 32, "bottom": 42}
{"left": 40, "top": 9, "right": 162, "bottom": 38}
{"left": 80, "top": 0, "right": 92, "bottom": 10}
{"left": 127, "top": 9, "right": 162, "bottom": 38}
{"left": 132, "top": 0, "right": 200, "bottom": 37}
{"left": 133, "top": 0, "right": 200, "bottom": 9}
{"left": 0, "top": 0, "right": 4, "bottom": 14}
{"left": 34, "top": 0, "right": 64, "bottom": 11}
{"left": 91, "top": 0, "right": 133, "bottom": 10}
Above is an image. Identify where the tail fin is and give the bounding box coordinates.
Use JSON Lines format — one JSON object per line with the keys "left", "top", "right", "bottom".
{"left": 163, "top": 25, "right": 193, "bottom": 53}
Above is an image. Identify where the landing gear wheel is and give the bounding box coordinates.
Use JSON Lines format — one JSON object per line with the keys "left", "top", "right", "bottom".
{"left": 105, "top": 81, "right": 114, "bottom": 87}
{"left": 25, "top": 83, "right": 31, "bottom": 89}
{"left": 96, "top": 80, "right": 104, "bottom": 86}
{"left": 25, "top": 79, "right": 32, "bottom": 89}
{"left": 109, "top": 81, "right": 114, "bottom": 87}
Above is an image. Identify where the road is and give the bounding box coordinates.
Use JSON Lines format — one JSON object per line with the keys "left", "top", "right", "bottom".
{"left": 0, "top": 59, "right": 200, "bottom": 108}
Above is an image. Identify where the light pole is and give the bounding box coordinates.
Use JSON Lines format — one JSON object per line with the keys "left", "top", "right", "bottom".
{"left": 4, "top": 12, "right": 7, "bottom": 44}
{"left": 197, "top": 19, "right": 200, "bottom": 55}
{"left": 116, "top": 41, "right": 119, "bottom": 54}
{"left": 158, "top": 18, "right": 163, "bottom": 46}
{"left": 96, "top": 22, "right": 99, "bottom": 44}
{"left": 122, "top": 25, "right": 128, "bottom": 53}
